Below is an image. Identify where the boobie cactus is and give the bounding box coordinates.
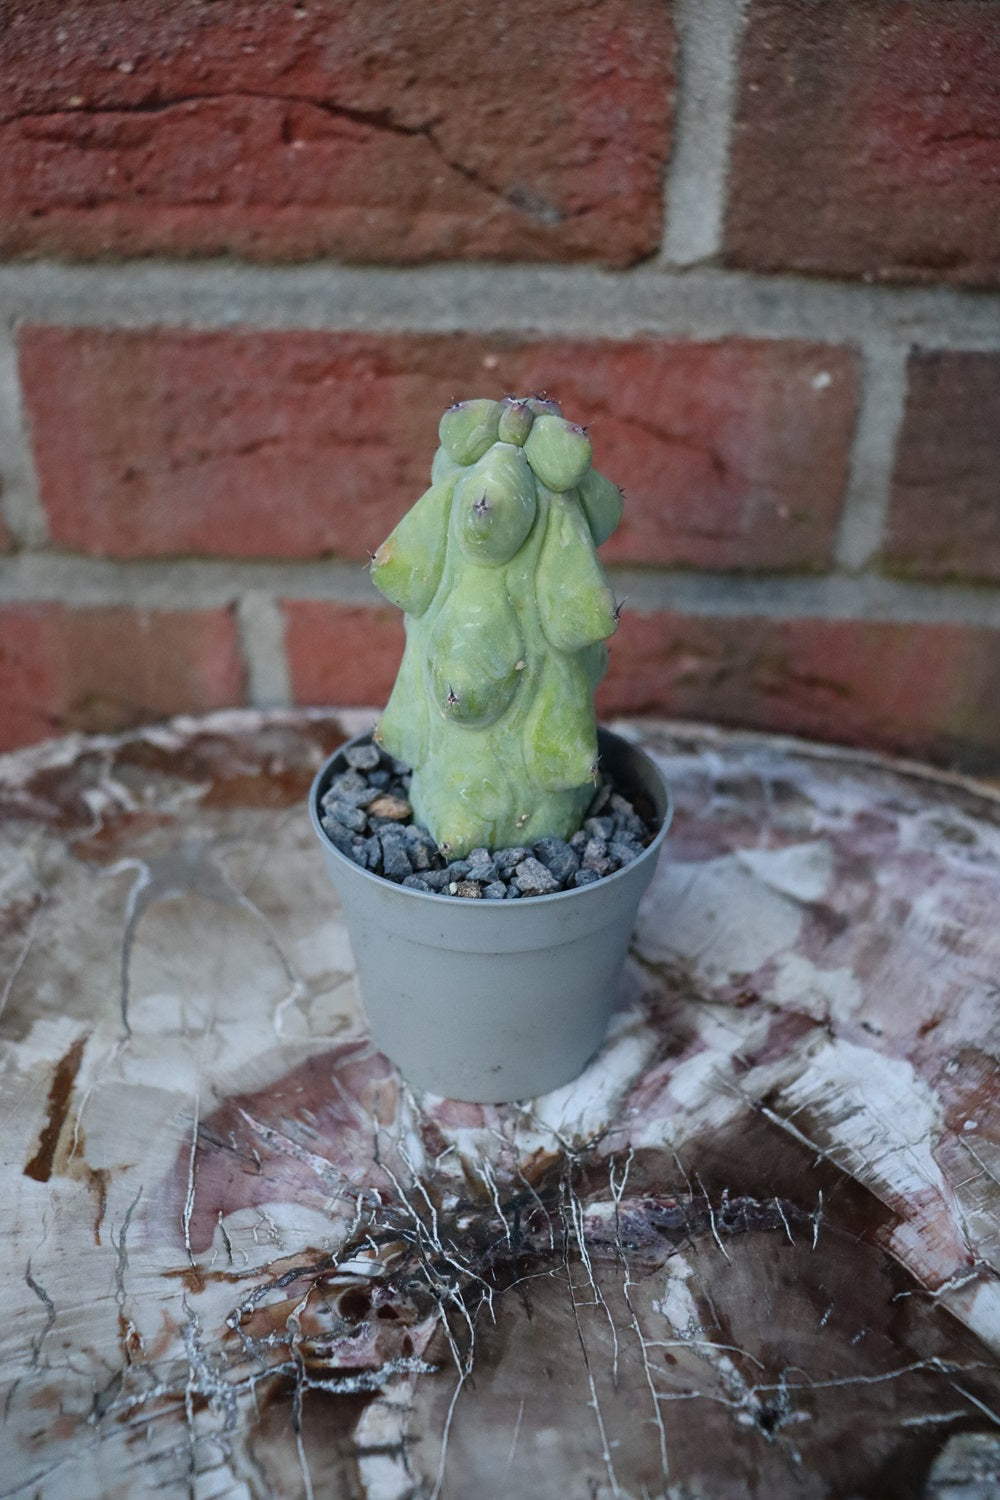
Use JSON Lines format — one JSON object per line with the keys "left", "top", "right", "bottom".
{"left": 370, "top": 395, "right": 623, "bottom": 857}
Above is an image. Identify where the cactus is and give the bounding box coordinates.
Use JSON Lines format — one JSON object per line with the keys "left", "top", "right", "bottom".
{"left": 370, "top": 396, "right": 624, "bottom": 857}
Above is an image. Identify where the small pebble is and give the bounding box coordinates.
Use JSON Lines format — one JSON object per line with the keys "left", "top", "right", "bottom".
{"left": 494, "top": 846, "right": 530, "bottom": 874}
{"left": 467, "top": 849, "right": 498, "bottom": 881}
{"left": 381, "top": 842, "right": 413, "bottom": 880}
{"left": 585, "top": 816, "right": 615, "bottom": 841}
{"left": 360, "top": 834, "right": 382, "bottom": 869}
{"left": 330, "top": 769, "right": 367, "bottom": 795}
{"left": 514, "top": 857, "right": 560, "bottom": 896}
{"left": 368, "top": 793, "right": 412, "bottom": 821}
{"left": 407, "top": 840, "right": 433, "bottom": 871}
{"left": 451, "top": 880, "right": 483, "bottom": 899}
{"left": 483, "top": 881, "right": 507, "bottom": 900}
{"left": 582, "top": 850, "right": 611, "bottom": 877}
{"left": 402, "top": 874, "right": 432, "bottom": 892}
{"left": 609, "top": 836, "right": 643, "bottom": 866}
{"left": 326, "top": 798, "right": 368, "bottom": 831}
{"left": 320, "top": 817, "right": 357, "bottom": 858}
{"left": 610, "top": 792, "right": 645, "bottom": 835}
{"left": 573, "top": 868, "right": 601, "bottom": 888}
{"left": 323, "top": 779, "right": 376, "bottom": 810}
{"left": 347, "top": 838, "right": 371, "bottom": 869}
{"left": 533, "top": 836, "right": 579, "bottom": 884}
{"left": 345, "top": 743, "right": 383, "bottom": 771}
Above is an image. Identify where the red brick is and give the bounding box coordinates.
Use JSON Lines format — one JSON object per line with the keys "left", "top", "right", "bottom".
{"left": 725, "top": 0, "right": 1000, "bottom": 285}
{"left": 21, "top": 329, "right": 858, "bottom": 571}
{"left": 282, "top": 601, "right": 404, "bottom": 709}
{"left": 885, "top": 351, "right": 1000, "bottom": 583}
{"left": 0, "top": 603, "right": 245, "bottom": 749}
{"left": 598, "top": 612, "right": 1000, "bottom": 771}
{"left": 0, "top": 0, "right": 672, "bottom": 266}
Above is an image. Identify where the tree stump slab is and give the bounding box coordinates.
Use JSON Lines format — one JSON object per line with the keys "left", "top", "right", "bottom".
{"left": 3, "top": 710, "right": 1000, "bottom": 1500}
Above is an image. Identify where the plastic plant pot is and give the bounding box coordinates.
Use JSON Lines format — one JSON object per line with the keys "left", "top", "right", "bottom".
{"left": 310, "top": 726, "right": 671, "bottom": 1103}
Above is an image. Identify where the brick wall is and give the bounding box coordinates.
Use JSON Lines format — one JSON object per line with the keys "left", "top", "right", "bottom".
{"left": 1, "top": 0, "right": 999, "bottom": 771}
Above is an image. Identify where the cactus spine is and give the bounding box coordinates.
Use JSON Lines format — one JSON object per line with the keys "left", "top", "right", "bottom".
{"left": 371, "top": 396, "right": 624, "bottom": 857}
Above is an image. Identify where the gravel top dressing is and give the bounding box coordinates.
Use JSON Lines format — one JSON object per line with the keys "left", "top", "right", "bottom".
{"left": 319, "top": 740, "right": 658, "bottom": 899}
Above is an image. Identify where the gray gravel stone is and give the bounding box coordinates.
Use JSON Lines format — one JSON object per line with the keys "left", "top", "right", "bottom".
{"left": 483, "top": 881, "right": 508, "bottom": 900}
{"left": 360, "top": 834, "right": 382, "bottom": 869}
{"left": 533, "top": 837, "right": 580, "bottom": 884}
{"left": 610, "top": 792, "right": 645, "bottom": 835}
{"left": 325, "top": 798, "right": 368, "bottom": 831}
{"left": 581, "top": 837, "right": 611, "bottom": 875}
{"left": 381, "top": 841, "right": 413, "bottom": 880}
{"left": 494, "top": 846, "right": 530, "bottom": 874}
{"left": 585, "top": 816, "right": 615, "bottom": 841}
{"left": 345, "top": 742, "right": 383, "bottom": 771}
{"left": 573, "top": 868, "right": 602, "bottom": 888}
{"left": 320, "top": 817, "right": 357, "bottom": 858}
{"left": 609, "top": 836, "right": 643, "bottom": 866}
{"left": 514, "top": 857, "right": 561, "bottom": 896}
{"left": 467, "top": 848, "right": 498, "bottom": 881}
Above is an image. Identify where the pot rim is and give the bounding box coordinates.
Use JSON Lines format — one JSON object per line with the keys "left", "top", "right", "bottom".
{"left": 309, "top": 725, "right": 672, "bottom": 910}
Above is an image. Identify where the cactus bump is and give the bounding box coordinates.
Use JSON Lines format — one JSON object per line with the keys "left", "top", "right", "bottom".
{"left": 370, "top": 396, "right": 624, "bottom": 856}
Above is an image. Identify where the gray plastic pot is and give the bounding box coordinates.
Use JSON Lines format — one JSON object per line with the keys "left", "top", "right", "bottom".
{"left": 310, "top": 727, "right": 671, "bottom": 1103}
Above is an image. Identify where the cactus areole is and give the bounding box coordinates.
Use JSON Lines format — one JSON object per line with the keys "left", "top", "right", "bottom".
{"left": 370, "top": 396, "right": 624, "bottom": 858}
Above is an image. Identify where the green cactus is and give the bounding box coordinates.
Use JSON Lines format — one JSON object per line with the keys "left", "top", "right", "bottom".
{"left": 370, "top": 396, "right": 624, "bottom": 856}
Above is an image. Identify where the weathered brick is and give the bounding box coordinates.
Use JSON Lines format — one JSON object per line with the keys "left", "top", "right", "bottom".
{"left": 598, "top": 611, "right": 1000, "bottom": 772}
{"left": 282, "top": 600, "right": 404, "bottom": 709}
{"left": 0, "top": 603, "right": 245, "bottom": 749}
{"left": 21, "top": 328, "right": 858, "bottom": 571}
{"left": 725, "top": 0, "right": 1000, "bottom": 285}
{"left": 885, "top": 351, "right": 1000, "bottom": 583}
{"left": 0, "top": 0, "right": 672, "bottom": 266}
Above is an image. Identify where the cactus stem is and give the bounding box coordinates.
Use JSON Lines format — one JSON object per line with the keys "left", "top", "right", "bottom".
{"left": 371, "top": 393, "right": 623, "bottom": 854}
